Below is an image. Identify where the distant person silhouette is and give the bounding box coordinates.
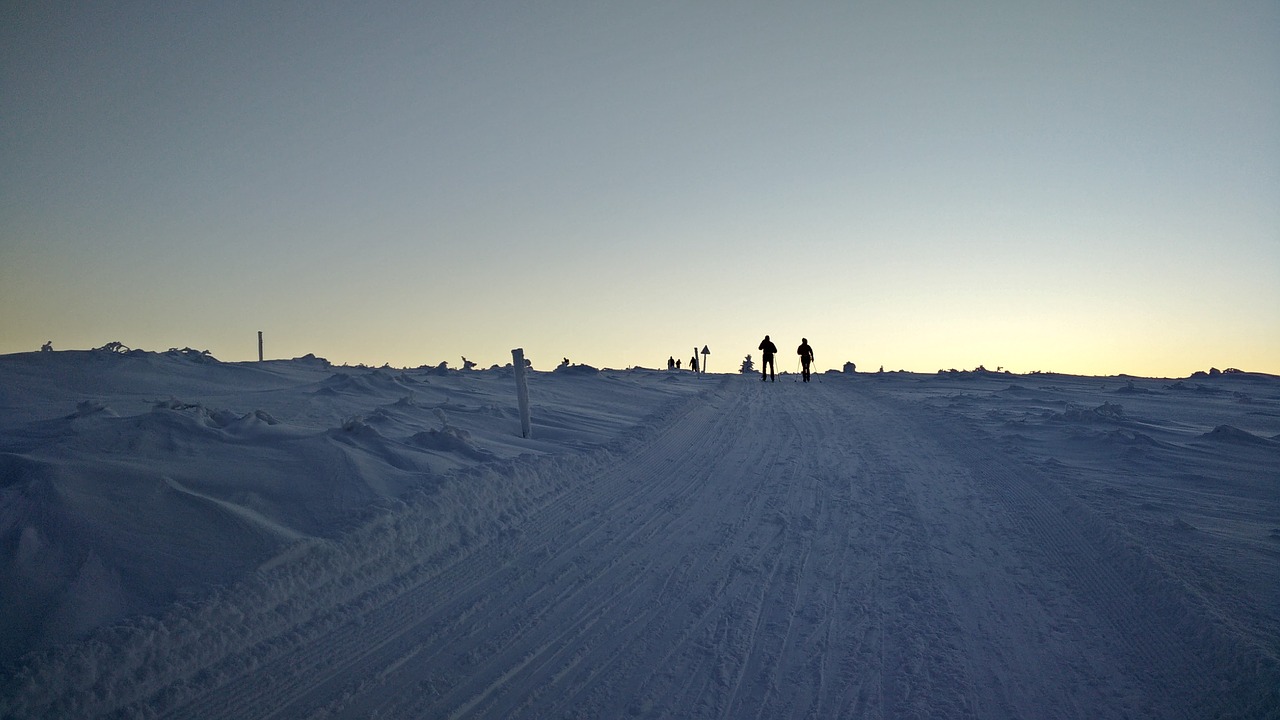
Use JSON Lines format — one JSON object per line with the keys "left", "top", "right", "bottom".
{"left": 758, "top": 335, "right": 778, "bottom": 382}
{"left": 691, "top": 354, "right": 699, "bottom": 373}
{"left": 797, "top": 338, "right": 814, "bottom": 382}
{"left": 668, "top": 356, "right": 676, "bottom": 371}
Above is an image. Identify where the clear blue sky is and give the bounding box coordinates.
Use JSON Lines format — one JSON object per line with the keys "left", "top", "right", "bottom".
{"left": 3, "top": 2, "right": 1277, "bottom": 376}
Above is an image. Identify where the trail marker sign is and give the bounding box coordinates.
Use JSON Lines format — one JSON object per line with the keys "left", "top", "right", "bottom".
{"left": 512, "top": 348, "right": 532, "bottom": 438}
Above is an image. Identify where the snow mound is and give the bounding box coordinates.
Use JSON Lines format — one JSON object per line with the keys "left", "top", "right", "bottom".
{"left": 1102, "top": 428, "right": 1160, "bottom": 446}
{"left": 1166, "top": 381, "right": 1226, "bottom": 395}
{"left": 1114, "top": 380, "right": 1158, "bottom": 395}
{"left": 315, "top": 370, "right": 418, "bottom": 396}
{"left": 289, "top": 353, "right": 331, "bottom": 367}
{"left": 223, "top": 409, "right": 280, "bottom": 430}
{"left": 409, "top": 427, "right": 495, "bottom": 460}
{"left": 161, "top": 348, "right": 219, "bottom": 364}
{"left": 1200, "top": 425, "right": 1277, "bottom": 446}
{"left": 1051, "top": 402, "right": 1126, "bottom": 424}
{"left": 67, "top": 401, "right": 115, "bottom": 419}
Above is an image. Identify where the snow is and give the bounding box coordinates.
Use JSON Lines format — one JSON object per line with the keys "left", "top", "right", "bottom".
{"left": 1, "top": 351, "right": 1277, "bottom": 718}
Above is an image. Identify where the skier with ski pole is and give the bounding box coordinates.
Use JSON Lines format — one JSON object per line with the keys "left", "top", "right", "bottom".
{"left": 797, "top": 338, "right": 814, "bottom": 382}
{"left": 758, "top": 335, "right": 778, "bottom": 382}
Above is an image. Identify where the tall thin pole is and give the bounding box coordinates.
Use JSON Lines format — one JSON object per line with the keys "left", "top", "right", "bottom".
{"left": 258, "top": 331, "right": 264, "bottom": 362}
{"left": 512, "top": 348, "right": 532, "bottom": 439}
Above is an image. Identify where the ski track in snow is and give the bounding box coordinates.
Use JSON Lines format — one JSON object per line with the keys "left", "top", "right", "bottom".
{"left": 3, "top": 375, "right": 1278, "bottom": 719}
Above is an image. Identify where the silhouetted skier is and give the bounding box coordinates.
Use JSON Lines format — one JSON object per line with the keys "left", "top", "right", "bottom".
{"left": 758, "top": 335, "right": 778, "bottom": 382}
{"left": 797, "top": 338, "right": 814, "bottom": 382}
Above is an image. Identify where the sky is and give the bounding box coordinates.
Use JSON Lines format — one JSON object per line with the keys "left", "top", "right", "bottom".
{"left": 2, "top": 1, "right": 1278, "bottom": 377}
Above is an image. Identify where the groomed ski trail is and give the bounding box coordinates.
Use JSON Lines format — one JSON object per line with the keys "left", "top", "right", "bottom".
{"left": 7, "top": 375, "right": 1275, "bottom": 719}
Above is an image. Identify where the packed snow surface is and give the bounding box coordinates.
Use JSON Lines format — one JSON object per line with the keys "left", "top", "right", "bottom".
{"left": 1, "top": 350, "right": 1277, "bottom": 718}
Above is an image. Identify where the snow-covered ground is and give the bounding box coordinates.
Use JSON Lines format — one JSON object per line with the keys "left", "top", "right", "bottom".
{"left": 1, "top": 350, "right": 1277, "bottom": 718}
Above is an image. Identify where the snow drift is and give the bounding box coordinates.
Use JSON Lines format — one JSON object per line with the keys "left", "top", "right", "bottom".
{"left": 1, "top": 351, "right": 1277, "bottom": 718}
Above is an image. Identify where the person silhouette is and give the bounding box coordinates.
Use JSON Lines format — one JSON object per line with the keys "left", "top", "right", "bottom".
{"left": 758, "top": 335, "right": 778, "bottom": 382}
{"left": 797, "top": 338, "right": 814, "bottom": 382}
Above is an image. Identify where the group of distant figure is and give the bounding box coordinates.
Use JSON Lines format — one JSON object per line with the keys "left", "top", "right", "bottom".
{"left": 757, "top": 335, "right": 814, "bottom": 383}
{"left": 666, "top": 353, "right": 700, "bottom": 372}
{"left": 667, "top": 336, "right": 815, "bottom": 383}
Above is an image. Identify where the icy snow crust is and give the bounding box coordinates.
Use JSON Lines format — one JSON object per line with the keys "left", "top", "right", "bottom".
{"left": 1, "top": 353, "right": 1278, "bottom": 718}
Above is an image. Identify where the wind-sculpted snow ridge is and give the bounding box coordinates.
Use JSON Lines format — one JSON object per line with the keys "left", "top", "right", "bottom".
{"left": 1201, "top": 424, "right": 1277, "bottom": 446}
{"left": 0, "top": 364, "right": 717, "bottom": 719}
{"left": 0, "top": 350, "right": 708, "bottom": 668}
{"left": 0, "top": 450, "right": 623, "bottom": 717}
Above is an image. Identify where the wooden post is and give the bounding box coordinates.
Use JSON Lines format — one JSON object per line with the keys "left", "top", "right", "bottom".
{"left": 258, "top": 331, "right": 264, "bottom": 362}
{"left": 512, "top": 348, "right": 532, "bottom": 439}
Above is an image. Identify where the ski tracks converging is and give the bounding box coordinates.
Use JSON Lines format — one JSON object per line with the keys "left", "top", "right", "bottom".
{"left": 12, "top": 375, "right": 1274, "bottom": 719}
